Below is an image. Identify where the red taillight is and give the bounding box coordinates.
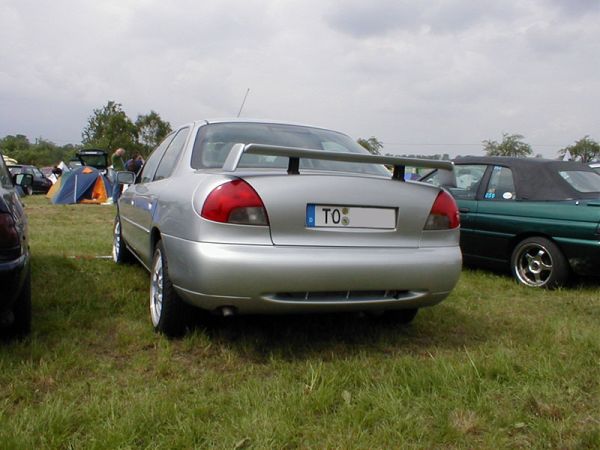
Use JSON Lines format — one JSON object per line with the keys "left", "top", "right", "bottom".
{"left": 0, "top": 213, "right": 19, "bottom": 248}
{"left": 424, "top": 190, "right": 460, "bottom": 230}
{"left": 201, "top": 179, "right": 269, "bottom": 225}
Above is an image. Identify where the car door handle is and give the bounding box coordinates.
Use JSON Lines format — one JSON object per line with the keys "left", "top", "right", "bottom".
{"left": 459, "top": 207, "right": 470, "bottom": 213}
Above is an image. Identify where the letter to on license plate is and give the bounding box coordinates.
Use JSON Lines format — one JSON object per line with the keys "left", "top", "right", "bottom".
{"left": 306, "top": 204, "right": 396, "bottom": 229}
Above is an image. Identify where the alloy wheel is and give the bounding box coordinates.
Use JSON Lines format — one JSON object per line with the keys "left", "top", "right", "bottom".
{"left": 112, "top": 219, "right": 121, "bottom": 262}
{"left": 514, "top": 243, "right": 553, "bottom": 287}
{"left": 150, "top": 251, "right": 164, "bottom": 326}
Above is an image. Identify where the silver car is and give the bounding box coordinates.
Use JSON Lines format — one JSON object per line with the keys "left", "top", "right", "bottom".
{"left": 113, "top": 120, "right": 462, "bottom": 336}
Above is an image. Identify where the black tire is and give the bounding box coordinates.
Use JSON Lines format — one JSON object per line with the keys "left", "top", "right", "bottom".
{"left": 510, "top": 237, "right": 569, "bottom": 288}
{"left": 112, "top": 215, "right": 134, "bottom": 264}
{"left": 2, "top": 269, "right": 32, "bottom": 340}
{"left": 150, "top": 240, "right": 192, "bottom": 337}
{"left": 385, "top": 308, "right": 419, "bottom": 324}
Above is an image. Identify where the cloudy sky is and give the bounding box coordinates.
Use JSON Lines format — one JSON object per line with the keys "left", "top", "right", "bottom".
{"left": 1, "top": 0, "right": 599, "bottom": 157}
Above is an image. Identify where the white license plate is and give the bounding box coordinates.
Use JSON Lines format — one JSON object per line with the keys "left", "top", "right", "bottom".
{"left": 306, "top": 205, "right": 396, "bottom": 229}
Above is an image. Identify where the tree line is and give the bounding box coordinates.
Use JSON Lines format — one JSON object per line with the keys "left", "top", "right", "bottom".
{"left": 358, "top": 133, "right": 600, "bottom": 162}
{"left": 482, "top": 133, "right": 600, "bottom": 161}
{"left": 1, "top": 100, "right": 171, "bottom": 167}
{"left": 1, "top": 101, "right": 598, "bottom": 166}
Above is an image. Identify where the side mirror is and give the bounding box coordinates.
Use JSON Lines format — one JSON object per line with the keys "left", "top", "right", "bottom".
{"left": 14, "top": 173, "right": 33, "bottom": 188}
{"left": 116, "top": 171, "right": 136, "bottom": 185}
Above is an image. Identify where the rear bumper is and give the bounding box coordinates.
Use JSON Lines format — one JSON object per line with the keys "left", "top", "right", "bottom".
{"left": 163, "top": 235, "right": 462, "bottom": 314}
{"left": 0, "top": 253, "right": 28, "bottom": 310}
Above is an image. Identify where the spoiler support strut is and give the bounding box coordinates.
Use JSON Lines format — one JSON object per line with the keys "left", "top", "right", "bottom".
{"left": 288, "top": 157, "right": 300, "bottom": 175}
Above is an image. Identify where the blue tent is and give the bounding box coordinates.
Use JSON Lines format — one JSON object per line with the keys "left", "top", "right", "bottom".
{"left": 51, "top": 166, "right": 112, "bottom": 204}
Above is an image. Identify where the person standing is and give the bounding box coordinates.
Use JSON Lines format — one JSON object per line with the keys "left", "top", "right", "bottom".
{"left": 125, "top": 152, "right": 144, "bottom": 176}
{"left": 110, "top": 148, "right": 126, "bottom": 204}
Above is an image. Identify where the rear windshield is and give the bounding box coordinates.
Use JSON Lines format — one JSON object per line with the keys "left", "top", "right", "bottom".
{"left": 559, "top": 171, "right": 600, "bottom": 193}
{"left": 78, "top": 153, "right": 107, "bottom": 169}
{"left": 190, "top": 123, "right": 389, "bottom": 176}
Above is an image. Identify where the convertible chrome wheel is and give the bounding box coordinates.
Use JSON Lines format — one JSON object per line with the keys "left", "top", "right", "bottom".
{"left": 511, "top": 237, "right": 568, "bottom": 288}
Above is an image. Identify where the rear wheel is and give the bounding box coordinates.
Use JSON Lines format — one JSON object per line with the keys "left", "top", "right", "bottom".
{"left": 150, "top": 241, "right": 192, "bottom": 337}
{"left": 112, "top": 215, "right": 134, "bottom": 264}
{"left": 511, "top": 237, "right": 569, "bottom": 288}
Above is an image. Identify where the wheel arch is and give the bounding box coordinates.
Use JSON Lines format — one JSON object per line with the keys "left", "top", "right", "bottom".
{"left": 507, "top": 232, "right": 565, "bottom": 261}
{"left": 150, "top": 227, "right": 162, "bottom": 254}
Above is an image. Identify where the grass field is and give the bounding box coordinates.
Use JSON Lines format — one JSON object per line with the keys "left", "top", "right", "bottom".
{"left": 1, "top": 196, "right": 599, "bottom": 449}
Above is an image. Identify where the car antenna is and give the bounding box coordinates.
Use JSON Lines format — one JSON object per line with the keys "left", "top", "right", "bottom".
{"left": 236, "top": 88, "right": 250, "bottom": 118}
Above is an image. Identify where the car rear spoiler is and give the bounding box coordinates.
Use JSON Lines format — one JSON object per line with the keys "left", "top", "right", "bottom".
{"left": 223, "top": 143, "right": 453, "bottom": 181}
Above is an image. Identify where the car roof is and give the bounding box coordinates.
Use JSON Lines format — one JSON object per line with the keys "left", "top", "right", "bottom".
{"left": 191, "top": 118, "right": 344, "bottom": 134}
{"left": 454, "top": 156, "right": 600, "bottom": 200}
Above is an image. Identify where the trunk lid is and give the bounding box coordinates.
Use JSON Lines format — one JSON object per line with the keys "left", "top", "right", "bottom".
{"left": 241, "top": 172, "right": 439, "bottom": 247}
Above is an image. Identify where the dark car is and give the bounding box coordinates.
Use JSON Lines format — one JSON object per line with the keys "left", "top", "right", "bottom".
{"left": 422, "top": 156, "right": 600, "bottom": 288}
{"left": 0, "top": 153, "right": 33, "bottom": 339}
{"left": 7, "top": 164, "right": 52, "bottom": 195}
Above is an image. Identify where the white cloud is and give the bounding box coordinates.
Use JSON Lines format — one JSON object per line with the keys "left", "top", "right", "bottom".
{"left": 0, "top": 0, "right": 599, "bottom": 157}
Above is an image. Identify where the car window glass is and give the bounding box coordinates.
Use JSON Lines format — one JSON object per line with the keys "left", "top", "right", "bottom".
{"left": 33, "top": 168, "right": 44, "bottom": 179}
{"left": 559, "top": 171, "right": 600, "bottom": 193}
{"left": 484, "top": 166, "right": 516, "bottom": 200}
{"left": 139, "top": 133, "right": 175, "bottom": 183}
{"left": 450, "top": 164, "right": 487, "bottom": 200}
{"left": 190, "top": 123, "right": 389, "bottom": 176}
{"left": 154, "top": 128, "right": 190, "bottom": 181}
{"left": 420, "top": 169, "right": 454, "bottom": 187}
{"left": 0, "top": 157, "right": 12, "bottom": 188}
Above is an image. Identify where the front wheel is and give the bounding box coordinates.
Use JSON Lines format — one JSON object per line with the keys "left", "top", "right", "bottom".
{"left": 112, "top": 215, "right": 134, "bottom": 264}
{"left": 510, "top": 237, "right": 569, "bottom": 288}
{"left": 150, "top": 241, "right": 192, "bottom": 337}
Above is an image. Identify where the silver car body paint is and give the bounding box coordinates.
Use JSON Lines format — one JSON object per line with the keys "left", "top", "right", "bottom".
{"left": 118, "top": 119, "right": 461, "bottom": 314}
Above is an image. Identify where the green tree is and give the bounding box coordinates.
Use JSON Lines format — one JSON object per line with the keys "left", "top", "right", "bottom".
{"left": 82, "top": 101, "right": 138, "bottom": 152}
{"left": 483, "top": 133, "right": 532, "bottom": 157}
{"left": 558, "top": 136, "right": 600, "bottom": 163}
{"left": 0, "top": 135, "right": 79, "bottom": 166}
{"left": 135, "top": 111, "right": 172, "bottom": 156}
{"left": 0, "top": 134, "right": 30, "bottom": 156}
{"left": 357, "top": 136, "right": 383, "bottom": 155}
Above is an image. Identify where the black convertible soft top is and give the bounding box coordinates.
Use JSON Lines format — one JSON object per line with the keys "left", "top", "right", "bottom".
{"left": 454, "top": 156, "right": 600, "bottom": 201}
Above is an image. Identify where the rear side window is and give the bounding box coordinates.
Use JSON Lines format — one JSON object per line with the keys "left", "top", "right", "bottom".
{"left": 33, "top": 168, "right": 44, "bottom": 179}
{"left": 154, "top": 128, "right": 190, "bottom": 181}
{"left": 451, "top": 165, "right": 487, "bottom": 200}
{"left": 559, "top": 171, "right": 600, "bottom": 193}
{"left": 139, "top": 133, "right": 175, "bottom": 183}
{"left": 484, "top": 166, "right": 516, "bottom": 200}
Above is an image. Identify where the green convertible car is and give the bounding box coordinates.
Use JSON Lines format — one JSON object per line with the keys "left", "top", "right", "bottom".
{"left": 422, "top": 156, "right": 600, "bottom": 288}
